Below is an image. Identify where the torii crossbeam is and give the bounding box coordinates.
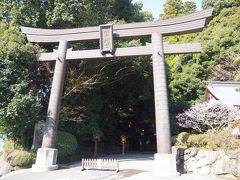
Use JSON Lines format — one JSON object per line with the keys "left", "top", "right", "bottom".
{"left": 21, "top": 8, "right": 213, "bottom": 176}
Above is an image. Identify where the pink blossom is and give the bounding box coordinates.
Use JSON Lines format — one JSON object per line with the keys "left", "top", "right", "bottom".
{"left": 176, "top": 101, "right": 240, "bottom": 133}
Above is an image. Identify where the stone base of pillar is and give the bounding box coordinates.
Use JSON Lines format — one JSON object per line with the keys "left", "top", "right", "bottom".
{"left": 32, "top": 148, "right": 58, "bottom": 172}
{"left": 152, "top": 153, "right": 180, "bottom": 177}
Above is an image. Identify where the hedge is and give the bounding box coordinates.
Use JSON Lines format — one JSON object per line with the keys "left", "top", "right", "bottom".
{"left": 56, "top": 131, "right": 78, "bottom": 158}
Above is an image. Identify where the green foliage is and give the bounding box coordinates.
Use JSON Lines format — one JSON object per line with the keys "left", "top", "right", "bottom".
{"left": 0, "top": 22, "right": 40, "bottom": 143}
{"left": 184, "top": 1, "right": 197, "bottom": 14}
{"left": 77, "top": 94, "right": 104, "bottom": 141}
{"left": 169, "top": 6, "right": 240, "bottom": 109}
{"left": 176, "top": 132, "right": 190, "bottom": 146}
{"left": 173, "top": 133, "right": 208, "bottom": 148}
{"left": 173, "top": 130, "right": 240, "bottom": 151}
{"left": 2, "top": 140, "right": 16, "bottom": 160}
{"left": 0, "top": 0, "right": 146, "bottom": 28}
{"left": 160, "top": 0, "right": 196, "bottom": 19}
{"left": 7, "top": 150, "right": 35, "bottom": 168}
{"left": 128, "top": 2, "right": 146, "bottom": 22}
{"left": 200, "top": 7, "right": 240, "bottom": 65}
{"left": 3, "top": 140, "right": 35, "bottom": 168}
{"left": 160, "top": 0, "right": 198, "bottom": 132}
{"left": 207, "top": 130, "right": 239, "bottom": 151}
{"left": 57, "top": 131, "right": 78, "bottom": 158}
{"left": 202, "top": 0, "right": 240, "bottom": 15}
{"left": 143, "top": 11, "right": 154, "bottom": 21}
{"left": 187, "top": 134, "right": 208, "bottom": 148}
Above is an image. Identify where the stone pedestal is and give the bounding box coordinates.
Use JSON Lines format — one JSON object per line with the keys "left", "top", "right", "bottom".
{"left": 32, "top": 148, "right": 58, "bottom": 172}
{"left": 152, "top": 153, "right": 180, "bottom": 177}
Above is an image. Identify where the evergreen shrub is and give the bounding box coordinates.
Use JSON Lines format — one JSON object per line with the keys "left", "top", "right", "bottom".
{"left": 2, "top": 140, "right": 15, "bottom": 159}
{"left": 187, "top": 134, "right": 208, "bottom": 148}
{"left": 57, "top": 131, "right": 78, "bottom": 158}
{"left": 207, "top": 130, "right": 239, "bottom": 151}
{"left": 3, "top": 140, "right": 35, "bottom": 168}
{"left": 176, "top": 132, "right": 189, "bottom": 146}
{"left": 173, "top": 130, "right": 240, "bottom": 150}
{"left": 7, "top": 150, "right": 35, "bottom": 167}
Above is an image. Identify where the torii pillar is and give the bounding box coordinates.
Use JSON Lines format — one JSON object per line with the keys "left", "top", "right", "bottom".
{"left": 32, "top": 41, "right": 68, "bottom": 171}
{"left": 151, "top": 33, "right": 179, "bottom": 177}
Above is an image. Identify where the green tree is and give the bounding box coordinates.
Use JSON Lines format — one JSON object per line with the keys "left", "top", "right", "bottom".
{"left": 158, "top": 0, "right": 197, "bottom": 127}
{"left": 202, "top": 0, "right": 240, "bottom": 15}
{"left": 160, "top": 0, "right": 183, "bottom": 19}
{"left": 0, "top": 0, "right": 47, "bottom": 27}
{"left": 171, "top": 6, "right": 240, "bottom": 105}
{"left": 0, "top": 0, "right": 146, "bottom": 28}
{"left": 0, "top": 23, "right": 40, "bottom": 144}
{"left": 184, "top": 1, "right": 197, "bottom": 14}
{"left": 143, "top": 11, "right": 154, "bottom": 21}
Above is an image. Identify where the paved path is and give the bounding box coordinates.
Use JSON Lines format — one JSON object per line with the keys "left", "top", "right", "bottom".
{"left": 0, "top": 153, "right": 228, "bottom": 180}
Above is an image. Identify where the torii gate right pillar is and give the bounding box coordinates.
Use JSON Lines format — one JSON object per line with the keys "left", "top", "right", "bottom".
{"left": 151, "top": 33, "right": 179, "bottom": 177}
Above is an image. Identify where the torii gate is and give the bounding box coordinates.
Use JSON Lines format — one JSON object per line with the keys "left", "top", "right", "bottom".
{"left": 21, "top": 8, "right": 213, "bottom": 177}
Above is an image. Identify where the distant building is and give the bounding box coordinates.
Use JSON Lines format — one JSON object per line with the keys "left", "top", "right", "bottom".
{"left": 204, "top": 81, "right": 240, "bottom": 107}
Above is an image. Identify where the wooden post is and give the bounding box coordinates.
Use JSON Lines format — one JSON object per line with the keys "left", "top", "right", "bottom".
{"left": 121, "top": 135, "right": 126, "bottom": 154}
{"left": 151, "top": 33, "right": 171, "bottom": 154}
{"left": 94, "top": 139, "right": 98, "bottom": 156}
{"left": 41, "top": 40, "right": 68, "bottom": 148}
{"left": 122, "top": 142, "right": 125, "bottom": 155}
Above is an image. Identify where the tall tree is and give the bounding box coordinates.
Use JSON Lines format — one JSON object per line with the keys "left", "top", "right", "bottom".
{"left": 160, "top": 0, "right": 183, "bottom": 19}
{"left": 202, "top": 0, "right": 240, "bottom": 15}
{"left": 0, "top": 23, "right": 40, "bottom": 144}
{"left": 0, "top": 0, "right": 48, "bottom": 27}
{"left": 184, "top": 1, "right": 197, "bottom": 14}
{"left": 0, "top": 0, "right": 146, "bottom": 28}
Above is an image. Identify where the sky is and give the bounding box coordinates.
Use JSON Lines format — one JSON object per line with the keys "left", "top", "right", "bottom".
{"left": 132, "top": 0, "right": 203, "bottom": 20}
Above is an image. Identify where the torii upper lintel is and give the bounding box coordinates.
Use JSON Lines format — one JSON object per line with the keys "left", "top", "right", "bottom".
{"left": 21, "top": 8, "right": 213, "bottom": 43}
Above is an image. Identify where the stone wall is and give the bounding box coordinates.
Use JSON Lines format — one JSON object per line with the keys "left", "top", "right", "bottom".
{"left": 172, "top": 147, "right": 240, "bottom": 179}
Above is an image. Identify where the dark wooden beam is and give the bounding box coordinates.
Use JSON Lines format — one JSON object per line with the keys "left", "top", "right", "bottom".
{"left": 37, "top": 43, "right": 201, "bottom": 61}
{"left": 21, "top": 9, "right": 213, "bottom": 43}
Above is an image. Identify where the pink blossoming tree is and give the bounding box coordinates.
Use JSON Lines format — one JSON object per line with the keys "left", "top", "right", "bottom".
{"left": 176, "top": 101, "right": 240, "bottom": 133}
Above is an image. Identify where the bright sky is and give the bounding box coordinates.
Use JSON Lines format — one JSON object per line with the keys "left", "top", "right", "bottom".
{"left": 132, "top": 0, "right": 203, "bottom": 20}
